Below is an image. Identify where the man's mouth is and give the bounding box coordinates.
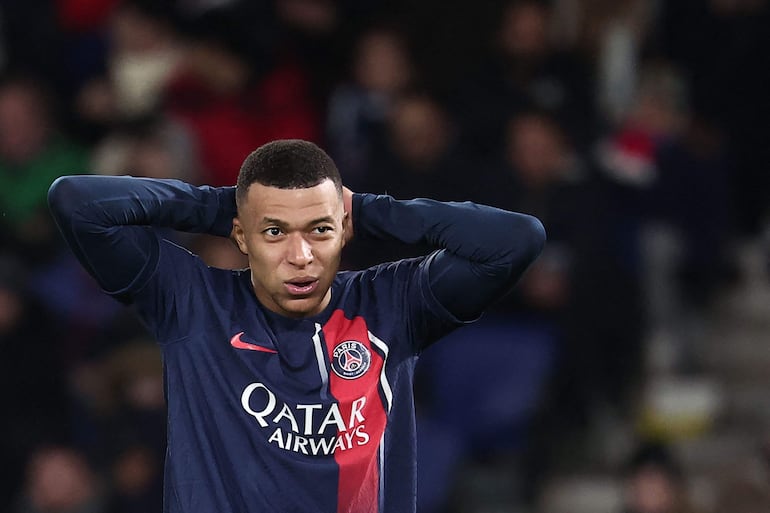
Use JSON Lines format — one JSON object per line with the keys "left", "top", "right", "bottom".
{"left": 285, "top": 279, "right": 319, "bottom": 296}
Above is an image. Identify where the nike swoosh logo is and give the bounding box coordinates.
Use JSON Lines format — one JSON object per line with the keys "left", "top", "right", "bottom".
{"left": 230, "top": 332, "right": 278, "bottom": 354}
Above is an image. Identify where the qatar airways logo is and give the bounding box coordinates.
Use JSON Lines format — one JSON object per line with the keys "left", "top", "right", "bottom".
{"left": 241, "top": 383, "right": 370, "bottom": 456}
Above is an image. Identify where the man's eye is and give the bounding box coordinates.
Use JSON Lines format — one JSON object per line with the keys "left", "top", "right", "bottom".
{"left": 314, "top": 226, "right": 332, "bottom": 234}
{"left": 264, "top": 227, "right": 282, "bottom": 237}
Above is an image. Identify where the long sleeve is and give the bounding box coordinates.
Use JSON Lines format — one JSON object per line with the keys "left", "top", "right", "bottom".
{"left": 48, "top": 175, "right": 236, "bottom": 298}
{"left": 352, "top": 193, "right": 546, "bottom": 320}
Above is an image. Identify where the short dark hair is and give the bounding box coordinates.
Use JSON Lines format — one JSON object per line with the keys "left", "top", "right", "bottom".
{"left": 623, "top": 441, "right": 683, "bottom": 482}
{"left": 236, "top": 140, "right": 342, "bottom": 206}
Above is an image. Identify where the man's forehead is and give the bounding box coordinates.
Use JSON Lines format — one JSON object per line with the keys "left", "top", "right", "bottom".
{"left": 242, "top": 181, "right": 342, "bottom": 223}
{"left": 244, "top": 179, "right": 340, "bottom": 199}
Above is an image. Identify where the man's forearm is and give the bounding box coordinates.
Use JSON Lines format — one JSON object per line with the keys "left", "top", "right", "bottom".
{"left": 48, "top": 175, "right": 236, "bottom": 295}
{"left": 49, "top": 175, "right": 236, "bottom": 236}
{"left": 351, "top": 193, "right": 546, "bottom": 319}
{"left": 352, "top": 193, "right": 544, "bottom": 268}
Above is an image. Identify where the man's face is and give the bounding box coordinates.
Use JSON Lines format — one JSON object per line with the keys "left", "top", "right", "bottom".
{"left": 232, "top": 179, "right": 346, "bottom": 318}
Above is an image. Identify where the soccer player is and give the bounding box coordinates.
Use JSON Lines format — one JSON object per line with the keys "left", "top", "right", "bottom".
{"left": 48, "top": 139, "right": 545, "bottom": 513}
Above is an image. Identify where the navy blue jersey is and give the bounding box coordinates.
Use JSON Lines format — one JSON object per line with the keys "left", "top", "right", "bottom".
{"left": 48, "top": 176, "right": 545, "bottom": 513}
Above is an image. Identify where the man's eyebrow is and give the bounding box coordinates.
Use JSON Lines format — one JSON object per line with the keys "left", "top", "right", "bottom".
{"left": 307, "top": 216, "right": 335, "bottom": 226}
{"left": 260, "top": 216, "right": 335, "bottom": 229}
{"left": 261, "top": 217, "right": 289, "bottom": 228}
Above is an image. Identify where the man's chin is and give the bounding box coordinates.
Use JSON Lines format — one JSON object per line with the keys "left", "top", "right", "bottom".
{"left": 278, "top": 297, "right": 326, "bottom": 318}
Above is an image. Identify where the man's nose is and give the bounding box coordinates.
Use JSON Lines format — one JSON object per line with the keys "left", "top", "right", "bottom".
{"left": 286, "top": 233, "right": 313, "bottom": 267}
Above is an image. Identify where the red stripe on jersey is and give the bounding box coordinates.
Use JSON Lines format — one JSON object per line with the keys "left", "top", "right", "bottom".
{"left": 323, "top": 309, "right": 387, "bottom": 513}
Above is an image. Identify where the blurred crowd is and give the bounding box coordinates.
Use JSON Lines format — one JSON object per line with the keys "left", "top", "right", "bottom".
{"left": 0, "top": 0, "right": 768, "bottom": 512}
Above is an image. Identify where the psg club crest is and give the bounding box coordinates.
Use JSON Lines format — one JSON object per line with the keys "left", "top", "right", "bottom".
{"left": 331, "top": 340, "right": 371, "bottom": 380}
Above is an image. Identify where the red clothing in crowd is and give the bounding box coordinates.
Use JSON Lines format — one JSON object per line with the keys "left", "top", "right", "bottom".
{"left": 164, "top": 61, "right": 320, "bottom": 186}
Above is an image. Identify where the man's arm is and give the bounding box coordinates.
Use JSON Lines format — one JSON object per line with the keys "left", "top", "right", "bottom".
{"left": 350, "top": 192, "right": 546, "bottom": 320}
{"left": 48, "top": 175, "right": 236, "bottom": 298}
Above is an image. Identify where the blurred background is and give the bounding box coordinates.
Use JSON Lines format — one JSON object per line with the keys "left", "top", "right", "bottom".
{"left": 0, "top": 0, "right": 769, "bottom": 512}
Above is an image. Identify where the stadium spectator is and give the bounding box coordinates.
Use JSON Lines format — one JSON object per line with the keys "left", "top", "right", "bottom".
{"left": 73, "top": 0, "right": 182, "bottom": 139}
{"left": 14, "top": 446, "right": 106, "bottom": 513}
{"left": 343, "top": 92, "right": 474, "bottom": 270}
{"left": 0, "top": 77, "right": 88, "bottom": 258}
{"left": 326, "top": 25, "right": 416, "bottom": 188}
{"left": 597, "top": 61, "right": 731, "bottom": 371}
{"left": 452, "top": 0, "right": 598, "bottom": 156}
{"left": 91, "top": 117, "right": 200, "bottom": 182}
{"left": 619, "top": 441, "right": 702, "bottom": 513}
{"left": 162, "top": 4, "right": 320, "bottom": 187}
{"left": 105, "top": 444, "right": 162, "bottom": 513}
{"left": 658, "top": 0, "right": 770, "bottom": 236}
{"left": 0, "top": 255, "right": 69, "bottom": 512}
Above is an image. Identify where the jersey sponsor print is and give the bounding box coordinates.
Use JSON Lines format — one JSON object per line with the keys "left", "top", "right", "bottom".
{"left": 240, "top": 309, "right": 391, "bottom": 513}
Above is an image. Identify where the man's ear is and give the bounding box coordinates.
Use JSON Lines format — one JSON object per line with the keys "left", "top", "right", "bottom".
{"left": 341, "top": 209, "right": 353, "bottom": 247}
{"left": 231, "top": 218, "right": 248, "bottom": 255}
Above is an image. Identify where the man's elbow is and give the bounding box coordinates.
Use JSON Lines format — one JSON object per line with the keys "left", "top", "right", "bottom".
{"left": 48, "top": 175, "right": 90, "bottom": 219}
{"left": 516, "top": 213, "right": 547, "bottom": 263}
{"left": 480, "top": 213, "right": 546, "bottom": 276}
